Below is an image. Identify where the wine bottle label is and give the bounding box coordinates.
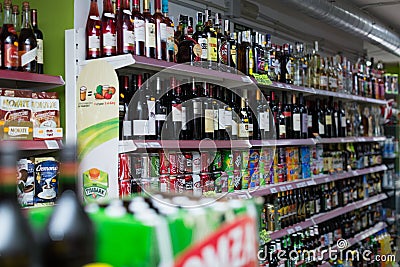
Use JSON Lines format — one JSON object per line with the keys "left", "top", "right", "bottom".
{"left": 4, "top": 43, "right": 18, "bottom": 68}
{"left": 293, "top": 113, "right": 301, "bottom": 131}
{"left": 123, "top": 120, "right": 132, "bottom": 137}
{"left": 123, "top": 29, "right": 135, "bottom": 48}
{"left": 172, "top": 104, "right": 182, "bottom": 122}
{"left": 104, "top": 12, "right": 115, "bottom": 18}
{"left": 20, "top": 47, "right": 37, "bottom": 67}
{"left": 213, "top": 109, "right": 219, "bottom": 130}
{"left": 181, "top": 106, "right": 187, "bottom": 130}
{"left": 197, "top": 37, "right": 207, "bottom": 60}
{"left": 218, "top": 109, "right": 225, "bottom": 129}
{"left": 247, "top": 123, "right": 253, "bottom": 132}
{"left": 103, "top": 32, "right": 116, "bottom": 47}
{"left": 264, "top": 112, "right": 270, "bottom": 132}
{"left": 147, "top": 99, "right": 156, "bottom": 135}
{"left": 193, "top": 102, "right": 201, "bottom": 115}
{"left": 166, "top": 26, "right": 175, "bottom": 51}
{"left": 232, "top": 120, "right": 238, "bottom": 135}
{"left": 279, "top": 125, "right": 286, "bottom": 135}
{"left": 224, "top": 110, "right": 232, "bottom": 126}
{"left": 160, "top": 23, "right": 167, "bottom": 41}
{"left": 155, "top": 114, "right": 166, "bottom": 121}
{"left": 341, "top": 116, "right": 346, "bottom": 128}
{"left": 329, "top": 77, "right": 338, "bottom": 88}
{"left": 238, "top": 123, "right": 249, "bottom": 138}
{"left": 259, "top": 112, "right": 266, "bottom": 130}
{"left": 145, "top": 22, "right": 156, "bottom": 48}
{"left": 36, "top": 39, "right": 44, "bottom": 64}
{"left": 325, "top": 115, "right": 332, "bottom": 125}
{"left": 134, "top": 19, "right": 145, "bottom": 42}
{"left": 302, "top": 113, "right": 308, "bottom": 133}
{"left": 133, "top": 120, "right": 148, "bottom": 135}
{"left": 308, "top": 114, "right": 312, "bottom": 128}
{"left": 88, "top": 35, "right": 100, "bottom": 50}
{"left": 320, "top": 75, "right": 328, "bottom": 87}
{"left": 204, "top": 109, "right": 214, "bottom": 133}
{"left": 207, "top": 37, "right": 217, "bottom": 62}
{"left": 318, "top": 122, "right": 325, "bottom": 135}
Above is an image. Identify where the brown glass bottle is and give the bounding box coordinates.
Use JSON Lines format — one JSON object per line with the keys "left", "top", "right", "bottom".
{"left": 237, "top": 30, "right": 253, "bottom": 76}
{"left": 18, "top": 2, "right": 37, "bottom": 72}
{"left": 1, "top": 3, "right": 18, "bottom": 70}
{"left": 31, "top": 9, "right": 43, "bottom": 73}
{"left": 101, "top": 0, "right": 116, "bottom": 57}
{"left": 86, "top": 0, "right": 101, "bottom": 59}
{"left": 154, "top": 0, "right": 166, "bottom": 60}
{"left": 143, "top": 0, "right": 156, "bottom": 58}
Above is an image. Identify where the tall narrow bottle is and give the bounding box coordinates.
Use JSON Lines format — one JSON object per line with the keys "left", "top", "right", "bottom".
{"left": 237, "top": 30, "right": 253, "bottom": 76}
{"left": 86, "top": 0, "right": 101, "bottom": 59}
{"left": 162, "top": 0, "right": 175, "bottom": 62}
{"left": 203, "top": 82, "right": 214, "bottom": 139}
{"left": 155, "top": 77, "right": 166, "bottom": 140}
{"left": 42, "top": 144, "right": 95, "bottom": 267}
{"left": 11, "top": 5, "right": 20, "bottom": 34}
{"left": 19, "top": 1, "right": 37, "bottom": 72}
{"left": 132, "top": 0, "right": 145, "bottom": 56}
{"left": 292, "top": 93, "right": 300, "bottom": 139}
{"left": 154, "top": 0, "right": 166, "bottom": 60}
{"left": 190, "top": 78, "right": 202, "bottom": 140}
{"left": 143, "top": 0, "right": 156, "bottom": 58}
{"left": 118, "top": 0, "right": 134, "bottom": 54}
{"left": 101, "top": 0, "right": 116, "bottom": 57}
{"left": 31, "top": 8, "right": 43, "bottom": 73}
{"left": 1, "top": 2, "right": 18, "bottom": 70}
{"left": 231, "top": 90, "right": 239, "bottom": 140}
{"left": 238, "top": 94, "right": 250, "bottom": 140}
{"left": 132, "top": 74, "right": 149, "bottom": 140}
{"left": 193, "top": 12, "right": 207, "bottom": 64}
{"left": 282, "top": 92, "right": 292, "bottom": 139}
{"left": 170, "top": 77, "right": 182, "bottom": 139}
{"left": 203, "top": 10, "right": 217, "bottom": 69}
{"left": 0, "top": 144, "right": 36, "bottom": 267}
{"left": 319, "top": 57, "right": 328, "bottom": 90}
{"left": 299, "top": 93, "right": 308, "bottom": 139}
{"left": 314, "top": 98, "right": 325, "bottom": 138}
{"left": 255, "top": 89, "right": 264, "bottom": 140}
{"left": 311, "top": 41, "right": 320, "bottom": 89}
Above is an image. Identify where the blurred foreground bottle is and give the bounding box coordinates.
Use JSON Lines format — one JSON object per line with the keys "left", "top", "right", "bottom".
{"left": 41, "top": 144, "right": 95, "bottom": 267}
{"left": 0, "top": 144, "right": 37, "bottom": 267}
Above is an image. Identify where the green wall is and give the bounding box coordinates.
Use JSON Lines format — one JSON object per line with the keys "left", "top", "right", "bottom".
{"left": 14, "top": 0, "right": 74, "bottom": 129}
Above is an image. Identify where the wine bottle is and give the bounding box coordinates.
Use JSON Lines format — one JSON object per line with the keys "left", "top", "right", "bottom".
{"left": 155, "top": 77, "right": 166, "bottom": 140}
{"left": 42, "top": 144, "right": 95, "bottom": 267}
{"left": 101, "top": 0, "right": 117, "bottom": 57}
{"left": 161, "top": 0, "right": 175, "bottom": 62}
{"left": 299, "top": 93, "right": 308, "bottom": 139}
{"left": 31, "top": 8, "right": 43, "bottom": 73}
{"left": 338, "top": 101, "right": 346, "bottom": 137}
{"left": 282, "top": 92, "right": 292, "bottom": 139}
{"left": 203, "top": 82, "right": 214, "bottom": 139}
{"left": 238, "top": 95, "right": 249, "bottom": 140}
{"left": 86, "top": 0, "right": 101, "bottom": 59}
{"left": 230, "top": 90, "right": 238, "bottom": 140}
{"left": 190, "top": 78, "right": 202, "bottom": 140}
{"left": 143, "top": 0, "right": 156, "bottom": 58}
{"left": 132, "top": 74, "right": 149, "bottom": 140}
{"left": 11, "top": 5, "right": 20, "bottom": 34}
{"left": 193, "top": 12, "right": 207, "bottom": 64}
{"left": 132, "top": 0, "right": 145, "bottom": 56}
{"left": 169, "top": 77, "right": 182, "bottom": 139}
{"left": 314, "top": 98, "right": 325, "bottom": 138}
{"left": 324, "top": 98, "right": 333, "bottom": 138}
{"left": 118, "top": 0, "right": 134, "bottom": 54}
{"left": 154, "top": 0, "right": 166, "bottom": 60}
{"left": 119, "top": 75, "right": 127, "bottom": 139}
{"left": 277, "top": 102, "right": 286, "bottom": 139}
{"left": 1, "top": 2, "right": 18, "bottom": 70}
{"left": 292, "top": 93, "right": 301, "bottom": 139}
{"left": 223, "top": 87, "right": 232, "bottom": 140}
{"left": 18, "top": 1, "right": 37, "bottom": 72}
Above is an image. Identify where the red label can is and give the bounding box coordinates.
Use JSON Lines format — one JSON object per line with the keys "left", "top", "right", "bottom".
{"left": 176, "top": 175, "right": 185, "bottom": 193}
{"left": 169, "top": 152, "right": 178, "bottom": 175}
{"left": 201, "top": 152, "right": 210, "bottom": 173}
{"left": 233, "top": 170, "right": 242, "bottom": 190}
{"left": 169, "top": 175, "right": 177, "bottom": 193}
{"left": 159, "top": 151, "right": 169, "bottom": 175}
{"left": 159, "top": 174, "right": 169, "bottom": 193}
{"left": 177, "top": 153, "right": 186, "bottom": 174}
{"left": 184, "top": 174, "right": 193, "bottom": 193}
{"left": 118, "top": 153, "right": 131, "bottom": 180}
{"left": 233, "top": 150, "right": 242, "bottom": 171}
{"left": 119, "top": 179, "right": 131, "bottom": 198}
{"left": 200, "top": 172, "right": 210, "bottom": 193}
{"left": 183, "top": 152, "right": 193, "bottom": 173}
{"left": 132, "top": 155, "right": 142, "bottom": 179}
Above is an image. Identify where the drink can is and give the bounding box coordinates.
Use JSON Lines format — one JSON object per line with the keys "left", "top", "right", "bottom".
{"left": 169, "top": 152, "right": 178, "bottom": 175}
{"left": 200, "top": 172, "right": 210, "bottom": 193}
{"left": 132, "top": 155, "right": 142, "bottom": 179}
{"left": 150, "top": 177, "right": 159, "bottom": 191}
{"left": 131, "top": 178, "right": 142, "bottom": 194}
{"left": 211, "top": 151, "right": 222, "bottom": 171}
{"left": 119, "top": 179, "right": 131, "bottom": 198}
{"left": 249, "top": 149, "right": 260, "bottom": 169}
{"left": 159, "top": 151, "right": 169, "bottom": 174}
{"left": 270, "top": 164, "right": 275, "bottom": 184}
{"left": 118, "top": 153, "right": 131, "bottom": 180}
{"left": 159, "top": 174, "right": 169, "bottom": 193}
{"left": 220, "top": 171, "right": 228, "bottom": 193}
{"left": 184, "top": 174, "right": 193, "bottom": 193}
{"left": 249, "top": 168, "right": 260, "bottom": 188}
{"left": 176, "top": 175, "right": 185, "bottom": 193}
{"left": 286, "top": 147, "right": 299, "bottom": 165}
{"left": 192, "top": 152, "right": 201, "bottom": 174}
{"left": 141, "top": 156, "right": 149, "bottom": 178}
{"left": 177, "top": 153, "right": 186, "bottom": 174}
{"left": 169, "top": 175, "right": 177, "bottom": 193}
{"left": 227, "top": 171, "right": 234, "bottom": 193}
{"left": 241, "top": 169, "right": 250, "bottom": 189}
{"left": 183, "top": 152, "right": 193, "bottom": 173}
{"left": 149, "top": 153, "right": 160, "bottom": 177}
{"left": 222, "top": 150, "right": 233, "bottom": 172}
{"left": 213, "top": 171, "right": 222, "bottom": 193}
{"left": 278, "top": 147, "right": 286, "bottom": 164}
{"left": 233, "top": 150, "right": 242, "bottom": 170}
{"left": 233, "top": 170, "right": 242, "bottom": 190}
{"left": 277, "top": 163, "right": 286, "bottom": 183}
{"left": 192, "top": 173, "right": 202, "bottom": 196}
{"left": 201, "top": 152, "right": 210, "bottom": 173}
{"left": 241, "top": 150, "right": 250, "bottom": 170}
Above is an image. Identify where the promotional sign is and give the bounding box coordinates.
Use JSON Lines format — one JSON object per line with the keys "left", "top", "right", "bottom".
{"left": 174, "top": 216, "right": 258, "bottom": 267}
{"left": 76, "top": 60, "right": 119, "bottom": 202}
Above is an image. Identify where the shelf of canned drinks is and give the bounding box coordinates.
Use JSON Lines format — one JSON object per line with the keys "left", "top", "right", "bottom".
{"left": 225, "top": 165, "right": 388, "bottom": 198}
{"left": 118, "top": 137, "right": 387, "bottom": 154}
{"left": 319, "top": 221, "right": 388, "bottom": 267}
{"left": 81, "top": 54, "right": 388, "bottom": 105}
{"left": 269, "top": 193, "right": 388, "bottom": 241}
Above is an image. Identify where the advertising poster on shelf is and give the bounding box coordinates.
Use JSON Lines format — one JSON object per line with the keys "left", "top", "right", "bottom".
{"left": 76, "top": 60, "right": 119, "bottom": 202}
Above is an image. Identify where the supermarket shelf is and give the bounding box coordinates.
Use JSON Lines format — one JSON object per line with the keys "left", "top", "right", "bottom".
{"left": 316, "top": 136, "right": 386, "bottom": 144}
{"left": 1, "top": 140, "right": 63, "bottom": 151}
{"left": 0, "top": 70, "right": 65, "bottom": 90}
{"left": 270, "top": 194, "right": 388, "bottom": 240}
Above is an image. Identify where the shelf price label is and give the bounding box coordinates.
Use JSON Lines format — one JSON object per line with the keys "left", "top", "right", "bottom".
{"left": 270, "top": 187, "right": 278, "bottom": 194}
{"left": 45, "top": 140, "right": 59, "bottom": 149}
{"left": 279, "top": 186, "right": 287, "bottom": 191}
{"left": 294, "top": 226, "right": 303, "bottom": 232}
{"left": 286, "top": 185, "right": 293, "bottom": 190}
{"left": 253, "top": 73, "right": 272, "bottom": 85}
{"left": 287, "top": 228, "right": 295, "bottom": 235}
{"left": 296, "top": 182, "right": 306, "bottom": 188}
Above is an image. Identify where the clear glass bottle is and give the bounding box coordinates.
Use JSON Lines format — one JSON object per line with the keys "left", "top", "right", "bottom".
{"left": 101, "top": 0, "right": 117, "bottom": 57}
{"left": 86, "top": 0, "right": 101, "bottom": 59}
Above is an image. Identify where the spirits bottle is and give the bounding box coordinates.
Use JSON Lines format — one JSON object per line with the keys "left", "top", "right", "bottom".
{"left": 86, "top": 0, "right": 101, "bottom": 59}
{"left": 203, "top": 10, "right": 217, "bottom": 69}
{"left": 311, "top": 41, "right": 320, "bottom": 89}
{"left": 237, "top": 30, "right": 253, "bottom": 76}
{"left": 1, "top": 2, "right": 18, "bottom": 70}
{"left": 101, "top": 0, "right": 117, "bottom": 57}
{"left": 132, "top": 0, "right": 145, "bottom": 56}
{"left": 143, "top": 0, "right": 156, "bottom": 58}
{"left": 31, "top": 8, "right": 43, "bottom": 73}
{"left": 292, "top": 93, "right": 301, "bottom": 139}
{"left": 238, "top": 95, "right": 249, "bottom": 140}
{"left": 319, "top": 57, "right": 328, "bottom": 90}
{"left": 293, "top": 42, "right": 303, "bottom": 86}
{"left": 177, "top": 15, "right": 201, "bottom": 64}
{"left": 193, "top": 12, "right": 207, "bottom": 64}
{"left": 18, "top": 1, "right": 37, "bottom": 72}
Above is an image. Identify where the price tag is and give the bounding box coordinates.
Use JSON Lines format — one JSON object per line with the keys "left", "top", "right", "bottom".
{"left": 287, "top": 228, "right": 295, "bottom": 235}
{"left": 241, "top": 76, "right": 252, "bottom": 83}
{"left": 45, "top": 140, "right": 59, "bottom": 149}
{"left": 270, "top": 188, "right": 278, "bottom": 193}
{"left": 135, "top": 142, "right": 148, "bottom": 148}
{"left": 307, "top": 180, "right": 316, "bottom": 186}
{"left": 280, "top": 186, "right": 287, "bottom": 191}
{"left": 118, "top": 140, "right": 137, "bottom": 153}
{"left": 295, "top": 226, "right": 303, "bottom": 232}
{"left": 148, "top": 142, "right": 162, "bottom": 148}
{"left": 359, "top": 137, "right": 366, "bottom": 142}
{"left": 276, "top": 83, "right": 285, "bottom": 88}
{"left": 285, "top": 84, "right": 292, "bottom": 89}
{"left": 325, "top": 177, "right": 330, "bottom": 183}
{"left": 286, "top": 185, "right": 293, "bottom": 190}
{"left": 297, "top": 182, "right": 306, "bottom": 188}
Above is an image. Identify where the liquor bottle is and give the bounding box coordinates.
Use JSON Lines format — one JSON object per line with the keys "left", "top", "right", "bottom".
{"left": 319, "top": 57, "right": 328, "bottom": 90}
{"left": 203, "top": 82, "right": 214, "bottom": 139}
{"left": 143, "top": 0, "right": 155, "bottom": 58}
{"left": 161, "top": 0, "right": 174, "bottom": 62}
{"left": 263, "top": 95, "right": 272, "bottom": 139}
{"left": 11, "top": 4, "right": 19, "bottom": 34}
{"left": 252, "top": 32, "right": 261, "bottom": 74}
{"left": 101, "top": 0, "right": 116, "bottom": 57}
{"left": 0, "top": 144, "right": 37, "bottom": 267}
{"left": 155, "top": 77, "right": 166, "bottom": 140}
{"left": 31, "top": 9, "right": 43, "bottom": 73}
{"left": 211, "top": 86, "right": 221, "bottom": 139}
{"left": 189, "top": 78, "right": 202, "bottom": 140}
{"left": 223, "top": 88, "right": 233, "bottom": 140}
{"left": 270, "top": 92, "right": 279, "bottom": 138}
{"left": 277, "top": 102, "right": 286, "bottom": 139}
{"left": 1, "top": 2, "right": 18, "bottom": 70}
{"left": 214, "top": 13, "right": 225, "bottom": 70}
{"left": 314, "top": 98, "right": 325, "bottom": 138}
{"left": 298, "top": 93, "right": 308, "bottom": 139}
{"left": 168, "top": 77, "right": 182, "bottom": 139}
{"left": 328, "top": 57, "right": 338, "bottom": 92}
{"left": 282, "top": 92, "right": 292, "bottom": 139}
{"left": 86, "top": 0, "right": 101, "bottom": 59}
{"left": 280, "top": 43, "right": 293, "bottom": 84}
{"left": 230, "top": 90, "right": 238, "bottom": 140}
{"left": 311, "top": 41, "right": 320, "bottom": 89}
{"left": 237, "top": 30, "right": 253, "bottom": 76}
{"left": 115, "top": 0, "right": 123, "bottom": 54}
{"left": 177, "top": 16, "right": 201, "bottom": 64}
{"left": 42, "top": 144, "right": 95, "bottom": 267}
{"left": 306, "top": 100, "right": 313, "bottom": 138}
{"left": 324, "top": 99, "right": 333, "bottom": 138}
{"left": 153, "top": 0, "right": 166, "bottom": 60}
{"left": 225, "top": 20, "right": 236, "bottom": 71}
{"left": 18, "top": 1, "right": 37, "bottom": 72}
{"left": 193, "top": 12, "right": 207, "bottom": 63}
{"left": 118, "top": 0, "right": 134, "bottom": 55}
{"left": 293, "top": 42, "right": 303, "bottom": 86}
{"left": 132, "top": 0, "right": 145, "bottom": 56}
{"left": 266, "top": 35, "right": 277, "bottom": 81}
{"left": 291, "top": 93, "right": 300, "bottom": 139}
{"left": 238, "top": 94, "right": 249, "bottom": 140}
{"left": 336, "top": 55, "right": 344, "bottom": 93}
{"left": 180, "top": 79, "right": 190, "bottom": 140}
{"left": 245, "top": 96, "right": 254, "bottom": 140}
{"left": 203, "top": 10, "right": 217, "bottom": 69}
{"left": 132, "top": 74, "right": 149, "bottom": 140}
{"left": 254, "top": 89, "right": 264, "bottom": 140}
